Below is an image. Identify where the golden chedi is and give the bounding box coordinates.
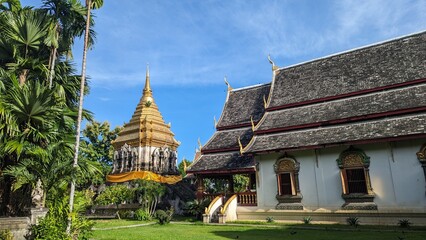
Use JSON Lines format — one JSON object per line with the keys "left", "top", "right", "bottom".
{"left": 107, "top": 66, "right": 181, "bottom": 184}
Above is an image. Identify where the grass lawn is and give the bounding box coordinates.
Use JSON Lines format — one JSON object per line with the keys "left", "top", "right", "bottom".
{"left": 91, "top": 220, "right": 426, "bottom": 240}
{"left": 93, "top": 219, "right": 153, "bottom": 228}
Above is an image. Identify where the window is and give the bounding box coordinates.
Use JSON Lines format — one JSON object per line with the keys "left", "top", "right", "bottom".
{"left": 278, "top": 173, "right": 293, "bottom": 195}
{"left": 345, "top": 168, "right": 367, "bottom": 194}
{"left": 337, "top": 146, "right": 376, "bottom": 210}
{"left": 274, "top": 154, "right": 303, "bottom": 210}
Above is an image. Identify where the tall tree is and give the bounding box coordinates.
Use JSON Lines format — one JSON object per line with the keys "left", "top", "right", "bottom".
{"left": 67, "top": 0, "right": 102, "bottom": 234}
{"left": 80, "top": 120, "right": 122, "bottom": 186}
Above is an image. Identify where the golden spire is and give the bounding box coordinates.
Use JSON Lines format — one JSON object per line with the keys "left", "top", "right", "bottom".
{"left": 112, "top": 66, "right": 180, "bottom": 150}
{"left": 142, "top": 64, "right": 153, "bottom": 104}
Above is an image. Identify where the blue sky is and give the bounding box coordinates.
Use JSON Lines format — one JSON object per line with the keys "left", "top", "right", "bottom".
{"left": 25, "top": 0, "right": 426, "bottom": 162}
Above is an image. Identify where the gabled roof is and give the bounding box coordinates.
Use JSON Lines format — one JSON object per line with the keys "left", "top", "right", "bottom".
{"left": 188, "top": 83, "right": 269, "bottom": 174}
{"left": 202, "top": 127, "right": 253, "bottom": 153}
{"left": 246, "top": 113, "right": 426, "bottom": 153}
{"left": 186, "top": 151, "right": 255, "bottom": 174}
{"left": 256, "top": 84, "right": 426, "bottom": 133}
{"left": 216, "top": 83, "right": 270, "bottom": 129}
{"left": 267, "top": 31, "right": 426, "bottom": 110}
{"left": 245, "top": 31, "right": 426, "bottom": 153}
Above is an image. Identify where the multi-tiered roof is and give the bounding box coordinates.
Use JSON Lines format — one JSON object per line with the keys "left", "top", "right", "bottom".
{"left": 188, "top": 31, "right": 426, "bottom": 174}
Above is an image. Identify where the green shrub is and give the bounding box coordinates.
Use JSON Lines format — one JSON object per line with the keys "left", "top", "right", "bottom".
{"left": 346, "top": 216, "right": 360, "bottom": 227}
{"left": 95, "top": 185, "right": 134, "bottom": 206}
{"left": 117, "top": 210, "right": 134, "bottom": 219}
{"left": 184, "top": 199, "right": 211, "bottom": 220}
{"left": 134, "top": 209, "right": 151, "bottom": 221}
{"left": 0, "top": 230, "right": 14, "bottom": 240}
{"left": 266, "top": 216, "right": 275, "bottom": 223}
{"left": 398, "top": 219, "right": 412, "bottom": 228}
{"left": 155, "top": 208, "right": 173, "bottom": 225}
{"left": 303, "top": 216, "right": 312, "bottom": 224}
{"left": 28, "top": 196, "right": 94, "bottom": 240}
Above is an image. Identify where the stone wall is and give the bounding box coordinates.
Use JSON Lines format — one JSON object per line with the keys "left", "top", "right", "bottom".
{"left": 0, "top": 217, "right": 29, "bottom": 240}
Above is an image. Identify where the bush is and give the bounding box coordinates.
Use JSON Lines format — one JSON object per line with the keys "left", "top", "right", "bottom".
{"left": 184, "top": 199, "right": 211, "bottom": 220}
{"left": 346, "top": 216, "right": 360, "bottom": 227}
{"left": 0, "top": 230, "right": 14, "bottom": 240}
{"left": 155, "top": 208, "right": 173, "bottom": 225}
{"left": 303, "top": 216, "right": 312, "bottom": 224}
{"left": 28, "top": 196, "right": 94, "bottom": 240}
{"left": 398, "top": 219, "right": 412, "bottom": 228}
{"left": 134, "top": 209, "right": 151, "bottom": 221}
{"left": 266, "top": 216, "right": 275, "bottom": 223}
{"left": 117, "top": 210, "right": 134, "bottom": 219}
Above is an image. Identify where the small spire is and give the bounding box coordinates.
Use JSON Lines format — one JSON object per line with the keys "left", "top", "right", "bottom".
{"left": 238, "top": 137, "right": 243, "bottom": 155}
{"left": 197, "top": 138, "right": 202, "bottom": 151}
{"left": 263, "top": 95, "right": 267, "bottom": 108}
{"left": 144, "top": 63, "right": 151, "bottom": 92}
{"left": 214, "top": 116, "right": 217, "bottom": 127}
{"left": 250, "top": 116, "right": 255, "bottom": 131}
{"left": 268, "top": 54, "right": 279, "bottom": 71}
{"left": 224, "top": 76, "right": 232, "bottom": 92}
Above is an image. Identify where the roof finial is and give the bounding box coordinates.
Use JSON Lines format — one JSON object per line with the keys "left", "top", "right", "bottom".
{"left": 183, "top": 160, "right": 187, "bottom": 173}
{"left": 214, "top": 116, "right": 217, "bottom": 128}
{"left": 268, "top": 54, "right": 279, "bottom": 71}
{"left": 250, "top": 116, "right": 255, "bottom": 131}
{"left": 197, "top": 138, "right": 202, "bottom": 151}
{"left": 224, "top": 76, "right": 232, "bottom": 92}
{"left": 238, "top": 137, "right": 243, "bottom": 155}
{"left": 263, "top": 95, "right": 267, "bottom": 108}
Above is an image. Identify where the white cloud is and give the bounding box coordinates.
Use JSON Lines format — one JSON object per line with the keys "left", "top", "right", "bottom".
{"left": 86, "top": 0, "right": 426, "bottom": 88}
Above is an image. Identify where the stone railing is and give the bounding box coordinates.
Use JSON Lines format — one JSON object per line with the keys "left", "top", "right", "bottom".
{"left": 237, "top": 191, "right": 257, "bottom": 206}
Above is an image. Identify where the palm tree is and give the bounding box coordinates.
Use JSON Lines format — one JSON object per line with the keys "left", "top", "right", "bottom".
{"left": 67, "top": 0, "right": 102, "bottom": 234}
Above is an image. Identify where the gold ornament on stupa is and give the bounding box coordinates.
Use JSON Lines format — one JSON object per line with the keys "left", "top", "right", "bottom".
{"left": 107, "top": 65, "right": 181, "bottom": 184}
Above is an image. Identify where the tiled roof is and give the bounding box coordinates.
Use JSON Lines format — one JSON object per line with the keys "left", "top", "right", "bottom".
{"left": 202, "top": 127, "right": 253, "bottom": 152}
{"left": 247, "top": 113, "right": 426, "bottom": 153}
{"left": 256, "top": 84, "right": 426, "bottom": 132}
{"left": 187, "top": 151, "right": 255, "bottom": 173}
{"left": 217, "top": 84, "right": 270, "bottom": 128}
{"left": 267, "top": 32, "right": 426, "bottom": 109}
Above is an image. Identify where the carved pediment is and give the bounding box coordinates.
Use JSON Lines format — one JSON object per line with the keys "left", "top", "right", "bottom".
{"left": 274, "top": 155, "right": 299, "bottom": 173}
{"left": 337, "top": 146, "right": 370, "bottom": 169}
{"left": 417, "top": 144, "right": 426, "bottom": 163}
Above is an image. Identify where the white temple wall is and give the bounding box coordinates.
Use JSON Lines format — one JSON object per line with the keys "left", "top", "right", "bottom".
{"left": 255, "top": 139, "right": 426, "bottom": 212}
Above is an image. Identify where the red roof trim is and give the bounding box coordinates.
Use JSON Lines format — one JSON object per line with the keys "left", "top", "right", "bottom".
{"left": 186, "top": 167, "right": 255, "bottom": 175}
{"left": 250, "top": 133, "right": 426, "bottom": 154}
{"left": 267, "top": 78, "right": 426, "bottom": 111}
{"left": 256, "top": 106, "right": 426, "bottom": 135}
{"left": 201, "top": 147, "right": 240, "bottom": 154}
{"left": 216, "top": 122, "right": 258, "bottom": 131}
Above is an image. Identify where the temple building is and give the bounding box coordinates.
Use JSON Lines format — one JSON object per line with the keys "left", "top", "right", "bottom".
{"left": 107, "top": 66, "right": 181, "bottom": 184}
{"left": 187, "top": 31, "right": 426, "bottom": 224}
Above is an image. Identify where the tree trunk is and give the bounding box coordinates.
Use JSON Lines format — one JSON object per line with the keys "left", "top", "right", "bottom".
{"left": 67, "top": 0, "right": 92, "bottom": 235}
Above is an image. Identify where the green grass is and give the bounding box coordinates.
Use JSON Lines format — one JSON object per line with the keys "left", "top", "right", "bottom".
{"left": 91, "top": 220, "right": 426, "bottom": 240}
{"left": 93, "top": 219, "right": 152, "bottom": 228}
